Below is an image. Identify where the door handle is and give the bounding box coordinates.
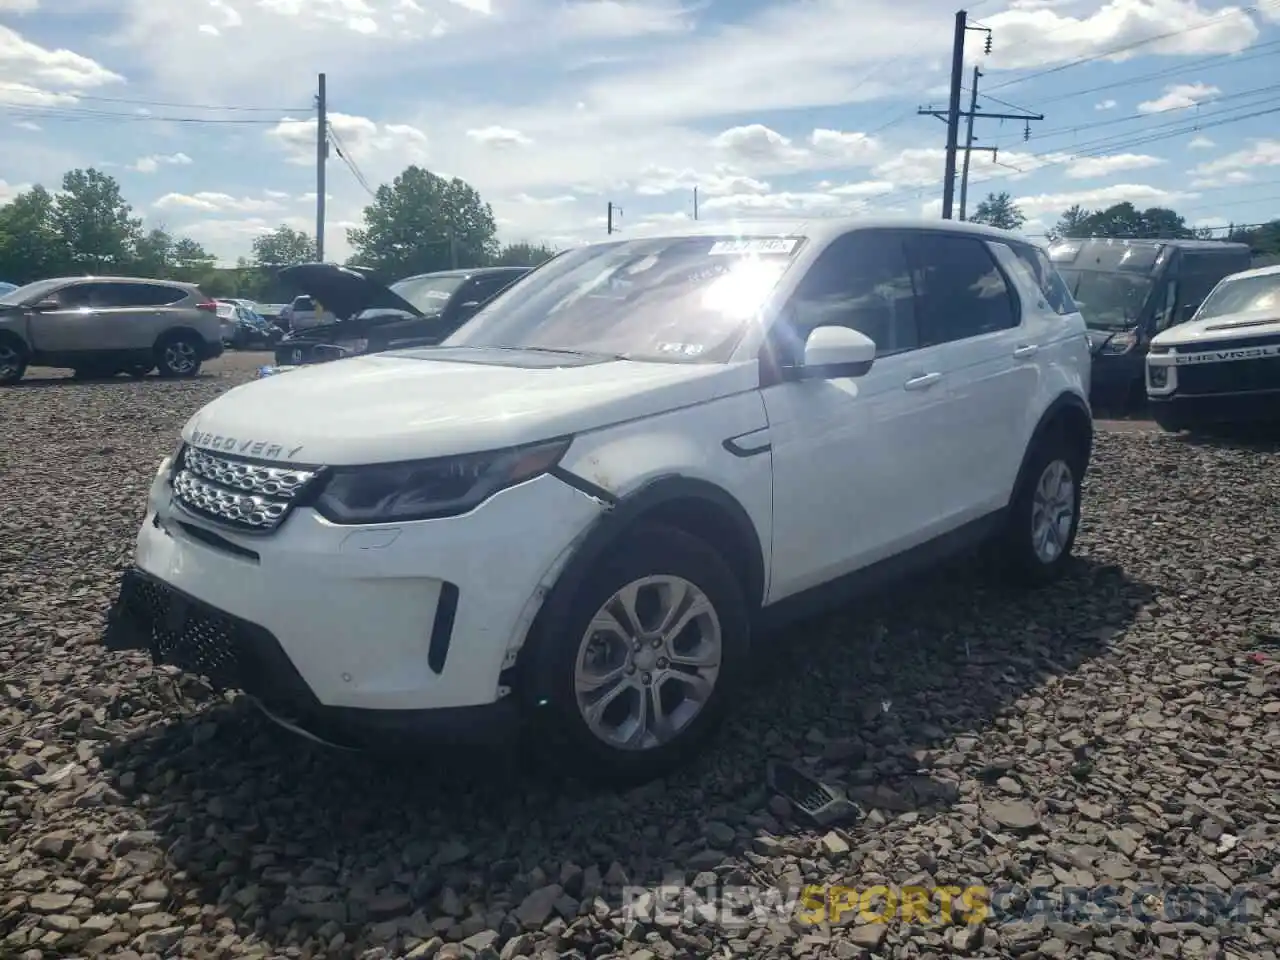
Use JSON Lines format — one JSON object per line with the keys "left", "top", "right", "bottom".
{"left": 1013, "top": 344, "right": 1039, "bottom": 358}
{"left": 904, "top": 372, "right": 942, "bottom": 390}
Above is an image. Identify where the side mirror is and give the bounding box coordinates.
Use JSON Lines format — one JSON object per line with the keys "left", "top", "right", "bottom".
{"left": 790, "top": 325, "right": 876, "bottom": 379}
{"left": 31, "top": 298, "right": 60, "bottom": 311}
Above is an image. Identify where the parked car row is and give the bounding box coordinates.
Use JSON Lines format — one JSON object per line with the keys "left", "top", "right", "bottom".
{"left": 215, "top": 299, "right": 283, "bottom": 350}
{"left": 259, "top": 264, "right": 531, "bottom": 375}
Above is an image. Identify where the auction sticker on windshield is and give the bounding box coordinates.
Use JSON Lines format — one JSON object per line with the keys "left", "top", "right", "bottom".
{"left": 708, "top": 238, "right": 801, "bottom": 256}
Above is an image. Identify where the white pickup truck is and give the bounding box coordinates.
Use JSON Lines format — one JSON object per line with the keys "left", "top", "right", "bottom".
{"left": 278, "top": 295, "right": 335, "bottom": 332}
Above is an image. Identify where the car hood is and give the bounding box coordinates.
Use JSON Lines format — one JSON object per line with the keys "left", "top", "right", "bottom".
{"left": 277, "top": 262, "right": 424, "bottom": 321}
{"left": 182, "top": 346, "right": 759, "bottom": 466}
{"left": 282, "top": 309, "right": 441, "bottom": 343}
{"left": 1153, "top": 308, "right": 1280, "bottom": 348}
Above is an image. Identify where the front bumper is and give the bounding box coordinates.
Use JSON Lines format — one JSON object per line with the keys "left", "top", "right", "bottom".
{"left": 1088, "top": 346, "right": 1144, "bottom": 399}
{"left": 1147, "top": 349, "right": 1280, "bottom": 427}
{"left": 105, "top": 465, "right": 607, "bottom": 721}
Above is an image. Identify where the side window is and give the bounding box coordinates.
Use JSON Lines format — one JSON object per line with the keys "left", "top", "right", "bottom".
{"left": 1006, "top": 242, "right": 1076, "bottom": 316}
{"left": 62, "top": 283, "right": 125, "bottom": 309}
{"left": 470, "top": 276, "right": 513, "bottom": 303}
{"left": 908, "top": 233, "right": 1019, "bottom": 344}
{"left": 113, "top": 283, "right": 185, "bottom": 307}
{"left": 782, "top": 230, "right": 919, "bottom": 358}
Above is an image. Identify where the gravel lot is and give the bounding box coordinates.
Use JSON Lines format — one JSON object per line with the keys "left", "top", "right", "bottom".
{"left": 2, "top": 354, "right": 1279, "bottom": 960}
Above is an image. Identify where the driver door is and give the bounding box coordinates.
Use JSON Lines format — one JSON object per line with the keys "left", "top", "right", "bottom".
{"left": 760, "top": 229, "right": 957, "bottom": 604}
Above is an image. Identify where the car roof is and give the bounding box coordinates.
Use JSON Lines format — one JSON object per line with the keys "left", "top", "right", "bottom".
{"left": 1217, "top": 263, "right": 1280, "bottom": 281}
{"left": 44, "top": 275, "right": 198, "bottom": 286}
{"left": 579, "top": 217, "right": 1039, "bottom": 246}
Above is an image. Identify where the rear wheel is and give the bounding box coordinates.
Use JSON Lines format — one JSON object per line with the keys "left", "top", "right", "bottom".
{"left": 156, "top": 334, "right": 202, "bottom": 378}
{"left": 995, "top": 428, "right": 1084, "bottom": 587}
{"left": 522, "top": 523, "right": 750, "bottom": 786}
{"left": 0, "top": 337, "right": 28, "bottom": 386}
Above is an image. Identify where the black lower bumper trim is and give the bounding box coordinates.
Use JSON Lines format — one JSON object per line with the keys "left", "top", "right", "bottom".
{"left": 104, "top": 568, "right": 321, "bottom": 713}
{"left": 253, "top": 697, "right": 521, "bottom": 750}
{"left": 1149, "top": 390, "right": 1280, "bottom": 427}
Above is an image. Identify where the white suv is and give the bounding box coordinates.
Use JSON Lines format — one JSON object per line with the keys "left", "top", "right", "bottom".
{"left": 104, "top": 219, "right": 1092, "bottom": 784}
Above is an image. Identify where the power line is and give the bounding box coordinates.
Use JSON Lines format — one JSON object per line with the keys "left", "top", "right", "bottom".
{"left": 328, "top": 123, "right": 376, "bottom": 197}
{"left": 0, "top": 103, "right": 290, "bottom": 124}
{"left": 1031, "top": 39, "right": 1280, "bottom": 108}
{"left": 981, "top": 0, "right": 1280, "bottom": 94}
{"left": 0, "top": 90, "right": 310, "bottom": 111}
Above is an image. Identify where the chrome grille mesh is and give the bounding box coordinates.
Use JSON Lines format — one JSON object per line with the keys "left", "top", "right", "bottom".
{"left": 172, "top": 446, "right": 319, "bottom": 531}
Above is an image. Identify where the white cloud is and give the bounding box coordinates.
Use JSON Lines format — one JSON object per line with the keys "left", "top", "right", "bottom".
{"left": 153, "top": 192, "right": 283, "bottom": 214}
{"left": 465, "top": 125, "right": 533, "bottom": 147}
{"left": 0, "top": 179, "right": 32, "bottom": 202}
{"left": 1013, "top": 184, "right": 1197, "bottom": 220}
{"left": 1094, "top": 99, "right": 1117, "bottom": 110}
{"left": 1192, "top": 139, "right": 1280, "bottom": 175}
{"left": 267, "top": 112, "right": 430, "bottom": 166}
{"left": 0, "top": 0, "right": 39, "bottom": 10}
{"left": 13, "top": 119, "right": 40, "bottom": 130}
{"left": 981, "top": 1, "right": 1257, "bottom": 71}
{"left": 1187, "top": 135, "right": 1214, "bottom": 149}
{"left": 0, "top": 25, "right": 124, "bottom": 89}
{"left": 0, "top": 80, "right": 78, "bottom": 106}
{"left": 1065, "top": 153, "right": 1165, "bottom": 178}
{"left": 131, "top": 152, "right": 193, "bottom": 173}
{"left": 1189, "top": 170, "right": 1253, "bottom": 188}
{"left": 1137, "top": 82, "right": 1219, "bottom": 113}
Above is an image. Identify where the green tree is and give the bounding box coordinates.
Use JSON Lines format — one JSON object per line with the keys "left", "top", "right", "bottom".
{"left": 1048, "top": 204, "right": 1092, "bottom": 241}
{"left": 251, "top": 225, "right": 316, "bottom": 267}
{"left": 493, "top": 241, "right": 557, "bottom": 267}
{"left": 1228, "top": 219, "right": 1280, "bottom": 255}
{"left": 53, "top": 168, "right": 142, "bottom": 271}
{"left": 0, "top": 185, "right": 65, "bottom": 283}
{"left": 347, "top": 165, "right": 499, "bottom": 276}
{"left": 1054, "top": 202, "right": 1196, "bottom": 240}
{"left": 970, "top": 192, "right": 1026, "bottom": 231}
{"left": 132, "top": 227, "right": 176, "bottom": 276}
{"left": 171, "top": 237, "right": 216, "bottom": 278}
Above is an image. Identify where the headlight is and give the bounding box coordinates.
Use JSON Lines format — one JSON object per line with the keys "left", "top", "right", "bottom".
{"left": 312, "top": 437, "right": 572, "bottom": 524}
{"left": 1099, "top": 330, "right": 1138, "bottom": 355}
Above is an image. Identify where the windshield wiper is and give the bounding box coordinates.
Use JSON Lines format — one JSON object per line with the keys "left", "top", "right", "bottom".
{"left": 490, "top": 345, "right": 632, "bottom": 361}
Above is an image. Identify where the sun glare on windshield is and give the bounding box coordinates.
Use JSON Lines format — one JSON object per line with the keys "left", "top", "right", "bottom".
{"left": 700, "top": 258, "right": 790, "bottom": 319}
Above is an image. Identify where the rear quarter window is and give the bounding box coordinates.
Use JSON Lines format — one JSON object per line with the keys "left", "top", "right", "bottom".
{"left": 1008, "top": 243, "right": 1077, "bottom": 316}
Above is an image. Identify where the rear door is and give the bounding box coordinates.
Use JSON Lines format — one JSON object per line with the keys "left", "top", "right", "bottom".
{"left": 905, "top": 230, "right": 1034, "bottom": 519}
{"left": 98, "top": 282, "right": 191, "bottom": 347}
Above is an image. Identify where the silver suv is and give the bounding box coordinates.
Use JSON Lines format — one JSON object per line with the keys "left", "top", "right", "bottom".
{"left": 0, "top": 276, "right": 225, "bottom": 385}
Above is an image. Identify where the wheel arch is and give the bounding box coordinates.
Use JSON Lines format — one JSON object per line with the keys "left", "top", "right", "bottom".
{"left": 152, "top": 325, "right": 204, "bottom": 351}
{"left": 1010, "top": 391, "right": 1093, "bottom": 503}
{"left": 507, "top": 473, "right": 766, "bottom": 698}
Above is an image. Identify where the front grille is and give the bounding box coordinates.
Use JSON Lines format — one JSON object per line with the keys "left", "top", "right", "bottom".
{"left": 172, "top": 446, "right": 320, "bottom": 532}
{"left": 1177, "top": 357, "right": 1280, "bottom": 395}
{"left": 1180, "top": 333, "right": 1280, "bottom": 353}
{"left": 106, "top": 569, "right": 319, "bottom": 710}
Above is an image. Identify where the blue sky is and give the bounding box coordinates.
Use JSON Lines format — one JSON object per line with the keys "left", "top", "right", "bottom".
{"left": 2, "top": 0, "right": 1279, "bottom": 264}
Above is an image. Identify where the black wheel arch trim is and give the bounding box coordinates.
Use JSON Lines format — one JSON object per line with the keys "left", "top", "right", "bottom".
{"left": 1010, "top": 391, "right": 1093, "bottom": 503}
{"left": 511, "top": 473, "right": 766, "bottom": 700}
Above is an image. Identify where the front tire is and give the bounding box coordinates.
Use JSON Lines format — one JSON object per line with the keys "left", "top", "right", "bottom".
{"left": 156, "top": 334, "right": 202, "bottom": 378}
{"left": 522, "top": 523, "right": 750, "bottom": 786}
{"left": 0, "top": 338, "right": 28, "bottom": 385}
{"left": 997, "top": 430, "right": 1084, "bottom": 586}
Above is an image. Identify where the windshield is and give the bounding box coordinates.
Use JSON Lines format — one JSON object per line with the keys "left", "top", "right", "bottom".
{"left": 442, "top": 235, "right": 805, "bottom": 362}
{"left": 0, "top": 277, "right": 63, "bottom": 307}
{"left": 378, "top": 274, "right": 468, "bottom": 318}
{"left": 1057, "top": 268, "right": 1155, "bottom": 330}
{"left": 1196, "top": 273, "right": 1280, "bottom": 321}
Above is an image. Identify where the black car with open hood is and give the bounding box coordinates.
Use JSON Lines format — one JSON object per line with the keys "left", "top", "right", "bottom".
{"left": 269, "top": 263, "right": 532, "bottom": 369}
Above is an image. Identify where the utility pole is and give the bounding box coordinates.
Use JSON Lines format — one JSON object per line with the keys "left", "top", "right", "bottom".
{"left": 918, "top": 21, "right": 1043, "bottom": 220}
{"left": 315, "top": 73, "right": 327, "bottom": 261}
{"left": 448, "top": 225, "right": 458, "bottom": 269}
{"left": 958, "top": 66, "right": 982, "bottom": 221}
{"left": 693, "top": 187, "right": 699, "bottom": 221}
{"left": 941, "top": 10, "right": 967, "bottom": 220}
{"left": 608, "top": 202, "right": 621, "bottom": 234}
